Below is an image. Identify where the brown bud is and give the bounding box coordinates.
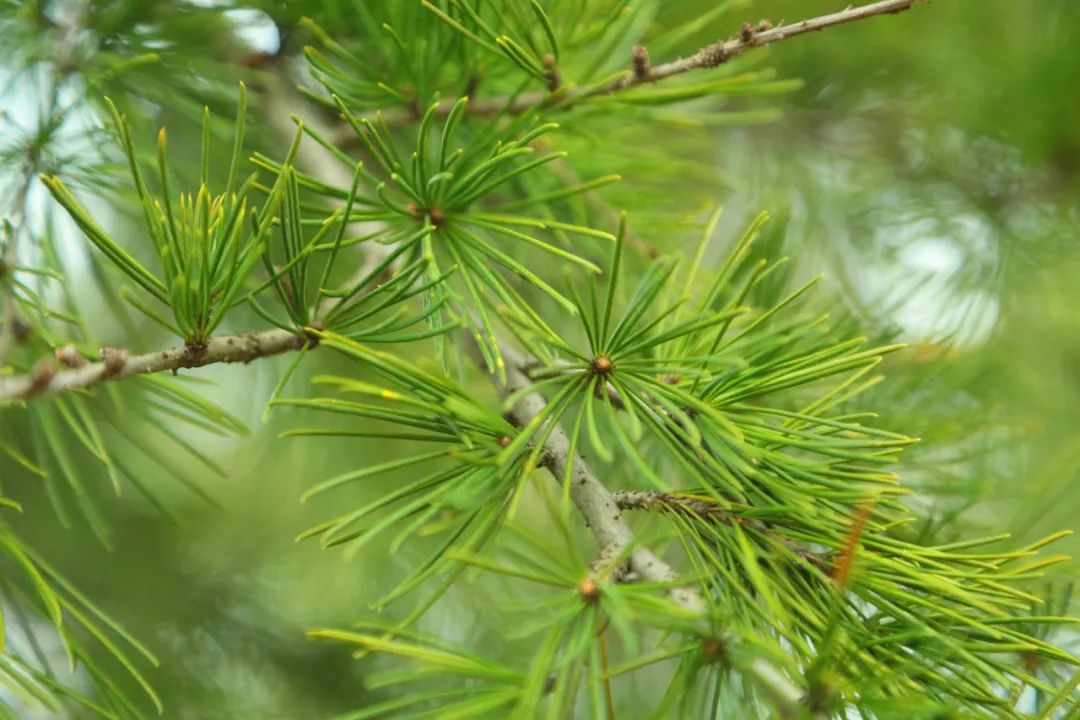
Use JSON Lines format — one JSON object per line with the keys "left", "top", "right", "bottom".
{"left": 13, "top": 317, "right": 31, "bottom": 341}
{"left": 577, "top": 578, "right": 600, "bottom": 604}
{"left": 99, "top": 347, "right": 129, "bottom": 378}
{"left": 55, "top": 344, "right": 86, "bottom": 368}
{"left": 702, "top": 636, "right": 727, "bottom": 663}
{"left": 740, "top": 22, "right": 755, "bottom": 42}
{"left": 591, "top": 355, "right": 613, "bottom": 375}
{"left": 631, "top": 45, "right": 651, "bottom": 80}
{"left": 700, "top": 44, "right": 728, "bottom": 68}
{"left": 29, "top": 358, "right": 57, "bottom": 394}
{"left": 545, "top": 68, "right": 561, "bottom": 92}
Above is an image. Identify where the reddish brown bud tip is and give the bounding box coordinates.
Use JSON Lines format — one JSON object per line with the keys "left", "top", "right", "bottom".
{"left": 592, "top": 356, "right": 613, "bottom": 375}
{"left": 578, "top": 578, "right": 600, "bottom": 604}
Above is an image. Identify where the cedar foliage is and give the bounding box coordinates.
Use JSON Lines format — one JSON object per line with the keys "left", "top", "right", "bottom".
{"left": 0, "top": 1, "right": 1077, "bottom": 718}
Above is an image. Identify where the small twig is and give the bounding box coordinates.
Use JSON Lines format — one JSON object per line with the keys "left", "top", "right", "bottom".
{"left": 0, "top": 72, "right": 401, "bottom": 406}
{"left": 603, "top": 0, "right": 927, "bottom": 94}
{"left": 0, "top": 329, "right": 310, "bottom": 403}
{"left": 0, "top": 72, "right": 397, "bottom": 407}
{"left": 614, "top": 490, "right": 832, "bottom": 570}
{"left": 470, "top": 342, "right": 818, "bottom": 710}
{"left": 631, "top": 45, "right": 651, "bottom": 82}
{"left": 328, "top": 0, "right": 928, "bottom": 140}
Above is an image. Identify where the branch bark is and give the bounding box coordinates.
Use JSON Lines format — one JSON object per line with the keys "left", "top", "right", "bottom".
{"left": 601, "top": 0, "right": 927, "bottom": 93}
{"left": 0, "top": 329, "right": 308, "bottom": 403}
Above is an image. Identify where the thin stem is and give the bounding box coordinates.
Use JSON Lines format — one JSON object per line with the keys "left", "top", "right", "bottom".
{"left": 613, "top": 490, "right": 832, "bottom": 570}
{"left": 331, "top": 0, "right": 928, "bottom": 138}
{"left": 601, "top": 0, "right": 928, "bottom": 94}
{"left": 599, "top": 629, "right": 615, "bottom": 719}
{"left": 0, "top": 329, "right": 309, "bottom": 403}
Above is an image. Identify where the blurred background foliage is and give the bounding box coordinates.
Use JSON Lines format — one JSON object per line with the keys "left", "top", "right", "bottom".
{"left": 0, "top": 0, "right": 1077, "bottom": 717}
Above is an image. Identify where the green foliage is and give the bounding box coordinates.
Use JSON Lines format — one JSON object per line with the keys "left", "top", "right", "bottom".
{"left": 42, "top": 87, "right": 289, "bottom": 345}
{"left": 250, "top": 164, "right": 458, "bottom": 347}
{"left": 0, "top": 0, "right": 1077, "bottom": 718}
{"left": 287, "top": 213, "right": 1078, "bottom": 717}
{"left": 501, "top": 210, "right": 907, "bottom": 499}
{"left": 276, "top": 331, "right": 523, "bottom": 612}
{"left": 0, "top": 520, "right": 160, "bottom": 718}
{"left": 260, "top": 96, "right": 615, "bottom": 375}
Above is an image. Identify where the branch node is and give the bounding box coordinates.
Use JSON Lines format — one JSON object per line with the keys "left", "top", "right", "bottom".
{"left": 698, "top": 43, "right": 729, "bottom": 68}
{"left": 302, "top": 322, "right": 324, "bottom": 347}
{"left": 28, "top": 358, "right": 56, "bottom": 395}
{"left": 631, "top": 45, "right": 651, "bottom": 81}
{"left": 701, "top": 636, "right": 729, "bottom": 665}
{"left": 542, "top": 53, "right": 561, "bottom": 92}
{"left": 99, "top": 347, "right": 129, "bottom": 378}
{"left": 54, "top": 344, "right": 86, "bottom": 369}
{"left": 181, "top": 340, "right": 208, "bottom": 367}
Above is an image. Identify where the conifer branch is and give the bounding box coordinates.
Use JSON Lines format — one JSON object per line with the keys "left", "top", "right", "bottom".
{"left": 0, "top": 329, "right": 310, "bottom": 403}
{"left": 0, "top": 76, "right": 393, "bottom": 407}
{"left": 269, "top": 86, "right": 810, "bottom": 706}
{"left": 329, "top": 0, "right": 929, "bottom": 132}
{"left": 482, "top": 336, "right": 814, "bottom": 713}
{"left": 4, "top": 74, "right": 808, "bottom": 706}
{"left": 9, "top": 2, "right": 1079, "bottom": 717}
{"left": 599, "top": 0, "right": 928, "bottom": 93}
{"left": 500, "top": 343, "right": 707, "bottom": 612}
